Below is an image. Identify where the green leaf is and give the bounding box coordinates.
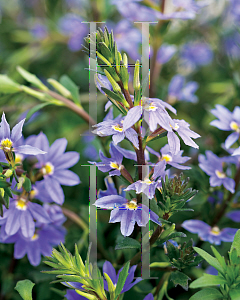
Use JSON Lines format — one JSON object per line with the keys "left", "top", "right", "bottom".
{"left": 14, "top": 279, "right": 35, "bottom": 300}
{"left": 59, "top": 75, "right": 80, "bottom": 105}
{"left": 115, "top": 237, "right": 141, "bottom": 250}
{"left": 26, "top": 102, "right": 52, "bottom": 121}
{"left": 22, "top": 177, "right": 31, "bottom": 192}
{"left": 150, "top": 262, "right": 171, "bottom": 268}
{"left": 170, "top": 271, "right": 191, "bottom": 291}
{"left": 229, "top": 288, "right": 240, "bottom": 300}
{"left": 193, "top": 247, "right": 224, "bottom": 274}
{"left": 211, "top": 246, "right": 227, "bottom": 270}
{"left": 0, "top": 75, "right": 21, "bottom": 94}
{"left": 17, "top": 66, "right": 48, "bottom": 91}
{"left": 0, "top": 180, "right": 11, "bottom": 188}
{"left": 230, "top": 230, "right": 240, "bottom": 257}
{"left": 114, "top": 262, "right": 130, "bottom": 300}
{"left": 189, "top": 288, "right": 223, "bottom": 300}
{"left": 190, "top": 274, "right": 227, "bottom": 289}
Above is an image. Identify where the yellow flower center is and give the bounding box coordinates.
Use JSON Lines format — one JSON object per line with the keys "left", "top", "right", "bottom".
{"left": 30, "top": 189, "right": 37, "bottom": 199}
{"left": 31, "top": 233, "right": 39, "bottom": 241}
{"left": 110, "top": 162, "right": 120, "bottom": 170}
{"left": 42, "top": 162, "right": 54, "bottom": 175}
{"left": 1, "top": 138, "right": 13, "bottom": 152}
{"left": 215, "top": 170, "right": 226, "bottom": 178}
{"left": 230, "top": 121, "right": 240, "bottom": 132}
{"left": 15, "top": 154, "right": 23, "bottom": 164}
{"left": 112, "top": 125, "right": 123, "bottom": 132}
{"left": 210, "top": 226, "right": 220, "bottom": 235}
{"left": 16, "top": 198, "right": 27, "bottom": 211}
{"left": 162, "top": 154, "right": 172, "bottom": 162}
{"left": 126, "top": 199, "right": 138, "bottom": 210}
{"left": 142, "top": 178, "right": 152, "bottom": 185}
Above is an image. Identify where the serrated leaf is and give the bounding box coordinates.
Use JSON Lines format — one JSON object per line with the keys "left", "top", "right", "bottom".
{"left": 189, "top": 288, "right": 223, "bottom": 300}
{"left": 190, "top": 274, "right": 227, "bottom": 289}
{"left": 115, "top": 237, "right": 141, "bottom": 250}
{"left": 59, "top": 75, "right": 80, "bottom": 104}
{"left": 114, "top": 262, "right": 130, "bottom": 300}
{"left": 17, "top": 66, "right": 48, "bottom": 90}
{"left": 26, "top": 102, "right": 52, "bottom": 121}
{"left": 170, "top": 271, "right": 191, "bottom": 291}
{"left": 193, "top": 247, "right": 224, "bottom": 274}
{"left": 230, "top": 230, "right": 240, "bottom": 257}
{"left": 15, "top": 280, "right": 35, "bottom": 300}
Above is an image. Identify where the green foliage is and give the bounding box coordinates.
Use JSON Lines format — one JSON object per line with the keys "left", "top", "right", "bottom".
{"left": 14, "top": 280, "right": 35, "bottom": 300}
{"left": 170, "top": 270, "right": 191, "bottom": 291}
{"left": 191, "top": 231, "right": 240, "bottom": 300}
{"left": 115, "top": 236, "right": 141, "bottom": 250}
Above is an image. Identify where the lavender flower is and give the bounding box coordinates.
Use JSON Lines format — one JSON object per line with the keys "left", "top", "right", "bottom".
{"left": 168, "top": 75, "right": 199, "bottom": 103}
{"left": 0, "top": 225, "right": 66, "bottom": 266}
{"left": 58, "top": 14, "right": 88, "bottom": 52}
{"left": 0, "top": 112, "right": 46, "bottom": 159}
{"left": 210, "top": 105, "right": 240, "bottom": 149}
{"left": 156, "top": 44, "right": 177, "bottom": 65}
{"left": 92, "top": 115, "right": 139, "bottom": 149}
{"left": 103, "top": 261, "right": 142, "bottom": 293}
{"left": 0, "top": 196, "right": 50, "bottom": 238}
{"left": 30, "top": 22, "right": 48, "bottom": 40}
{"left": 98, "top": 176, "right": 126, "bottom": 198}
{"left": 89, "top": 143, "right": 123, "bottom": 177}
{"left": 94, "top": 195, "right": 162, "bottom": 237}
{"left": 123, "top": 96, "right": 176, "bottom": 133}
{"left": 124, "top": 178, "right": 160, "bottom": 199}
{"left": 182, "top": 220, "right": 237, "bottom": 245}
{"left": 199, "top": 150, "right": 235, "bottom": 193}
{"left": 28, "top": 132, "right": 80, "bottom": 205}
{"left": 227, "top": 210, "right": 240, "bottom": 223}
{"left": 180, "top": 42, "right": 213, "bottom": 70}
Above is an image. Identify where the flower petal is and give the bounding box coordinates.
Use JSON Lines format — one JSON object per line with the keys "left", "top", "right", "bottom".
{"left": 11, "top": 119, "right": 25, "bottom": 143}
{"left": 54, "top": 170, "right": 81, "bottom": 186}
{"left": 44, "top": 177, "right": 65, "bottom": 205}
{"left": 14, "top": 145, "right": 46, "bottom": 155}
{"left": 0, "top": 112, "right": 10, "bottom": 139}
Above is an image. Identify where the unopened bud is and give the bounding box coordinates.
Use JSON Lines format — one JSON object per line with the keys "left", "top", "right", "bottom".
{"left": 0, "top": 188, "right": 4, "bottom": 198}
{"left": 47, "top": 79, "right": 72, "bottom": 98}
{"left": 17, "top": 177, "right": 25, "bottom": 190}
{"left": 104, "top": 70, "right": 121, "bottom": 93}
{"left": 4, "top": 169, "right": 13, "bottom": 178}
{"left": 133, "top": 60, "right": 140, "bottom": 91}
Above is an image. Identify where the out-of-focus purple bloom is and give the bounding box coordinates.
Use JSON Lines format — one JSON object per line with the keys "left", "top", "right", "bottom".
{"left": 0, "top": 225, "right": 65, "bottom": 266}
{"left": 107, "top": 20, "right": 141, "bottom": 61}
{"left": 123, "top": 97, "right": 176, "bottom": 133}
{"left": 208, "top": 191, "right": 223, "bottom": 206}
{"left": 0, "top": 112, "right": 46, "bottom": 157}
{"left": 168, "top": 75, "right": 199, "bottom": 103}
{"left": 103, "top": 261, "right": 142, "bottom": 293}
{"left": 89, "top": 142, "right": 123, "bottom": 176}
{"left": 30, "top": 22, "right": 48, "bottom": 40}
{"left": 98, "top": 176, "right": 126, "bottom": 198}
{"left": 124, "top": 178, "right": 160, "bottom": 199}
{"left": 28, "top": 132, "right": 80, "bottom": 205}
{"left": 223, "top": 32, "right": 240, "bottom": 61}
{"left": 58, "top": 14, "right": 88, "bottom": 51}
{"left": 227, "top": 210, "right": 240, "bottom": 223}
{"left": 233, "top": 147, "right": 240, "bottom": 156}
{"left": 92, "top": 115, "right": 139, "bottom": 149}
{"left": 167, "top": 119, "right": 200, "bottom": 154}
{"left": 0, "top": 196, "right": 50, "bottom": 238}
{"left": 94, "top": 195, "right": 162, "bottom": 236}
{"left": 143, "top": 294, "right": 154, "bottom": 300}
{"left": 182, "top": 220, "right": 237, "bottom": 245}
{"left": 206, "top": 266, "right": 218, "bottom": 276}
{"left": 210, "top": 105, "right": 240, "bottom": 149}
{"left": 156, "top": 44, "right": 177, "bottom": 64}
{"left": 83, "top": 145, "right": 99, "bottom": 160}
{"left": 180, "top": 42, "right": 213, "bottom": 70}
{"left": 199, "top": 151, "right": 235, "bottom": 193}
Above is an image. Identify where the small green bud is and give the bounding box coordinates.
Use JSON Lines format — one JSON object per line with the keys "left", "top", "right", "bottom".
{"left": 47, "top": 79, "right": 72, "bottom": 98}
{"left": 0, "top": 188, "right": 4, "bottom": 198}
{"left": 4, "top": 169, "right": 13, "bottom": 178}
{"left": 160, "top": 224, "right": 176, "bottom": 240}
{"left": 21, "top": 85, "right": 47, "bottom": 101}
{"left": 17, "top": 177, "right": 25, "bottom": 190}
{"left": 75, "top": 290, "right": 97, "bottom": 300}
{"left": 123, "top": 53, "right": 128, "bottom": 68}
{"left": 133, "top": 60, "right": 140, "bottom": 91}
{"left": 17, "top": 66, "right": 48, "bottom": 91}
{"left": 104, "top": 70, "right": 121, "bottom": 93}
{"left": 0, "top": 75, "right": 21, "bottom": 94}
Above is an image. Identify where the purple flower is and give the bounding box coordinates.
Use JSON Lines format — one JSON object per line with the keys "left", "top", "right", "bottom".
{"left": 42, "top": 204, "right": 66, "bottom": 226}
{"left": 123, "top": 97, "right": 176, "bottom": 133}
{"left": 168, "top": 75, "right": 199, "bottom": 103}
{"left": 180, "top": 42, "right": 213, "bottom": 70}
{"left": 182, "top": 220, "right": 238, "bottom": 245}
{"left": 103, "top": 261, "right": 142, "bottom": 293}
{"left": 98, "top": 176, "right": 126, "bottom": 198}
{"left": 92, "top": 115, "right": 139, "bottom": 149}
{"left": 167, "top": 119, "right": 200, "bottom": 155}
{"left": 30, "top": 22, "right": 48, "bottom": 40}
{"left": 58, "top": 14, "right": 88, "bottom": 52}
{"left": 124, "top": 178, "right": 160, "bottom": 199}
{"left": 208, "top": 191, "right": 223, "bottom": 206}
{"left": 94, "top": 195, "right": 162, "bottom": 237}
{"left": 0, "top": 197, "right": 50, "bottom": 238}
{"left": 144, "top": 294, "right": 154, "bottom": 300}
{"left": 233, "top": 147, "right": 240, "bottom": 156}
{"left": 89, "top": 142, "right": 123, "bottom": 177}
{"left": 199, "top": 151, "right": 235, "bottom": 193}
{"left": 223, "top": 32, "right": 240, "bottom": 61}
{"left": 210, "top": 105, "right": 240, "bottom": 149}
{"left": 28, "top": 132, "right": 80, "bottom": 205}
{"left": 0, "top": 225, "right": 65, "bottom": 266}
{"left": 156, "top": 44, "right": 177, "bottom": 64}
{"left": 0, "top": 112, "right": 46, "bottom": 158}
{"left": 227, "top": 210, "right": 240, "bottom": 223}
